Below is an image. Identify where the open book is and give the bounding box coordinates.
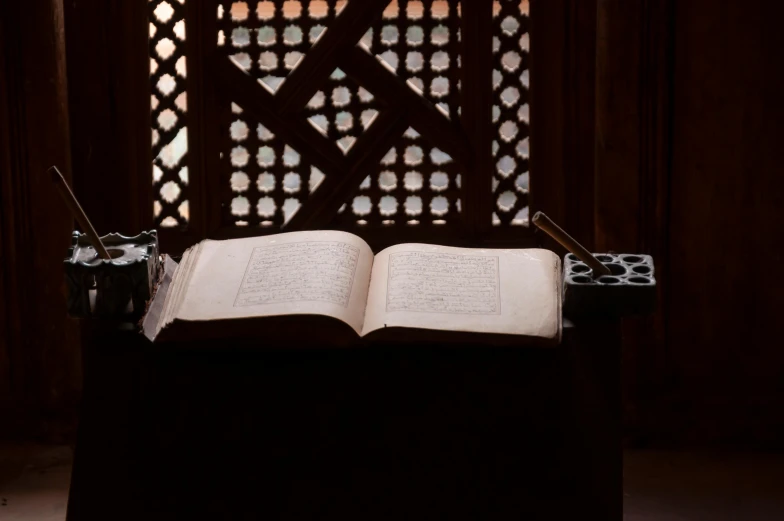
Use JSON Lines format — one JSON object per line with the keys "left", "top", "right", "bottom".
{"left": 142, "top": 230, "right": 562, "bottom": 346}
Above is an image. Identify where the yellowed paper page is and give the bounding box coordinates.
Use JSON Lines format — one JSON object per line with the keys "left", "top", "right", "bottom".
{"left": 173, "top": 231, "right": 374, "bottom": 335}
{"left": 362, "top": 244, "right": 561, "bottom": 341}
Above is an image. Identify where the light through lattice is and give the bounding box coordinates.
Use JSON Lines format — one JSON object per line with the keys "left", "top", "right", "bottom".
{"left": 150, "top": 0, "right": 189, "bottom": 228}
{"left": 330, "top": 0, "right": 464, "bottom": 230}
{"left": 492, "top": 0, "right": 529, "bottom": 226}
{"left": 227, "top": 103, "right": 326, "bottom": 227}
{"left": 218, "top": 0, "right": 349, "bottom": 93}
{"left": 331, "top": 126, "right": 462, "bottom": 228}
{"left": 364, "top": 0, "right": 462, "bottom": 120}
{"left": 218, "top": 0, "right": 465, "bottom": 231}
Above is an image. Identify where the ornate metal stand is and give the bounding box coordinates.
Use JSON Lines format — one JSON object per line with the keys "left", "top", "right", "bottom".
{"left": 64, "top": 231, "right": 160, "bottom": 319}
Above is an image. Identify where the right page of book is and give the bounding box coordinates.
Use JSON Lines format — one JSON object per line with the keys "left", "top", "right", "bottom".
{"left": 361, "top": 244, "right": 561, "bottom": 341}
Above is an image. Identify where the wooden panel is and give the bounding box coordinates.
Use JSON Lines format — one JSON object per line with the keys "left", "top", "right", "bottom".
{"left": 594, "top": 0, "right": 672, "bottom": 443}
{"left": 0, "top": 0, "right": 16, "bottom": 424}
{"left": 595, "top": 0, "right": 644, "bottom": 253}
{"left": 66, "top": 0, "right": 151, "bottom": 237}
{"left": 68, "top": 324, "right": 622, "bottom": 520}
{"left": 274, "top": 0, "right": 389, "bottom": 111}
{"left": 595, "top": 0, "right": 670, "bottom": 255}
{"left": 597, "top": 0, "right": 784, "bottom": 447}
{"left": 213, "top": 0, "right": 472, "bottom": 240}
{"left": 507, "top": 0, "right": 597, "bottom": 253}
{"left": 665, "top": 0, "right": 784, "bottom": 445}
{"left": 527, "top": 0, "right": 566, "bottom": 250}
{"left": 190, "top": 0, "right": 222, "bottom": 238}
{"left": 341, "top": 47, "right": 471, "bottom": 168}
{"left": 460, "top": 0, "right": 494, "bottom": 238}
{"left": 0, "top": 0, "right": 81, "bottom": 440}
{"left": 488, "top": 0, "right": 530, "bottom": 229}
{"left": 563, "top": 0, "right": 597, "bottom": 247}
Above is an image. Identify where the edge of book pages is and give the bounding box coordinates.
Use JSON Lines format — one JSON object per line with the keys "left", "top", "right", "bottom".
{"left": 141, "top": 254, "right": 178, "bottom": 343}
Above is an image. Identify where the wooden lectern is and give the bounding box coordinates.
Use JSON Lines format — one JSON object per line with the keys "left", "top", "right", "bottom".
{"left": 66, "top": 247, "right": 653, "bottom": 521}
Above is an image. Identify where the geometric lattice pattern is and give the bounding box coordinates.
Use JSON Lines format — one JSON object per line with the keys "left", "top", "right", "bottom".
{"left": 149, "top": 0, "right": 190, "bottom": 228}
{"left": 227, "top": 103, "right": 326, "bottom": 227}
{"left": 364, "top": 0, "right": 462, "bottom": 120}
{"left": 217, "top": 1, "right": 468, "bottom": 232}
{"left": 302, "top": 69, "right": 381, "bottom": 154}
{"left": 218, "top": 0, "right": 349, "bottom": 93}
{"left": 332, "top": 127, "right": 461, "bottom": 227}
{"left": 327, "top": 0, "right": 464, "bottom": 229}
{"left": 492, "top": 0, "right": 529, "bottom": 226}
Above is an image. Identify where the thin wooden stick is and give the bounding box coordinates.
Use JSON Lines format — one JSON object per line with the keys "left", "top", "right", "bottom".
{"left": 532, "top": 211, "right": 612, "bottom": 277}
{"left": 48, "top": 165, "right": 111, "bottom": 260}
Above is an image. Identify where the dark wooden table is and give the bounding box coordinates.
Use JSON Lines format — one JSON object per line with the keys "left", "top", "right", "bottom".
{"left": 67, "top": 320, "right": 620, "bottom": 521}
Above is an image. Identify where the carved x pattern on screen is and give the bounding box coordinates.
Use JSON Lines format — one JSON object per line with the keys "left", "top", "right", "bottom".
{"left": 217, "top": 0, "right": 472, "bottom": 231}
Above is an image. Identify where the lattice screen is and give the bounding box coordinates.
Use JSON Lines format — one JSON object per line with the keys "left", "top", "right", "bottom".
{"left": 492, "top": 0, "right": 529, "bottom": 227}
{"left": 149, "top": 0, "right": 190, "bottom": 228}
{"left": 147, "top": 0, "right": 533, "bottom": 236}
{"left": 300, "top": 69, "right": 379, "bottom": 155}
{"left": 219, "top": 0, "right": 348, "bottom": 93}
{"left": 330, "top": 0, "right": 463, "bottom": 227}
{"left": 219, "top": 0, "right": 354, "bottom": 227}
{"left": 366, "top": 0, "right": 462, "bottom": 121}
{"left": 226, "top": 102, "right": 326, "bottom": 226}
{"left": 332, "top": 128, "right": 462, "bottom": 227}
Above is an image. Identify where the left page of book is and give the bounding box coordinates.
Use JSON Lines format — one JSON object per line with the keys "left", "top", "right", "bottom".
{"left": 170, "top": 230, "right": 374, "bottom": 336}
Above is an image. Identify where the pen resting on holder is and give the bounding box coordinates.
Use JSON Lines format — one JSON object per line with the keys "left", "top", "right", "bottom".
{"left": 533, "top": 211, "right": 656, "bottom": 319}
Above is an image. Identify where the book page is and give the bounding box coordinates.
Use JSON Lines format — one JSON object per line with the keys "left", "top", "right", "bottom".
{"left": 361, "top": 244, "right": 561, "bottom": 341}
{"left": 173, "top": 231, "right": 374, "bottom": 335}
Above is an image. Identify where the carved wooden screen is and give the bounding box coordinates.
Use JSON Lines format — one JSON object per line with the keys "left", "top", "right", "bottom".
{"left": 150, "top": 0, "right": 191, "bottom": 229}
{"left": 148, "top": 0, "right": 538, "bottom": 250}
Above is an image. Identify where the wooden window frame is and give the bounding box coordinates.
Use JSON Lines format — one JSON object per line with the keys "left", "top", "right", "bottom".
{"left": 65, "top": 0, "right": 597, "bottom": 255}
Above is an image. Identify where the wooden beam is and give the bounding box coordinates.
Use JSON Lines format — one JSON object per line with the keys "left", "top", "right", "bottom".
{"left": 563, "top": 0, "right": 597, "bottom": 248}
{"left": 190, "top": 0, "right": 222, "bottom": 237}
{"left": 595, "top": 0, "right": 673, "bottom": 446}
{"left": 283, "top": 109, "right": 408, "bottom": 230}
{"left": 528, "top": 0, "right": 567, "bottom": 235}
{"left": 183, "top": 0, "right": 209, "bottom": 240}
{"left": 274, "top": 0, "right": 389, "bottom": 113}
{"left": 459, "top": 0, "right": 494, "bottom": 238}
{"left": 0, "top": 0, "right": 81, "bottom": 440}
{"left": 340, "top": 47, "right": 473, "bottom": 170}
{"left": 218, "top": 59, "right": 349, "bottom": 179}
